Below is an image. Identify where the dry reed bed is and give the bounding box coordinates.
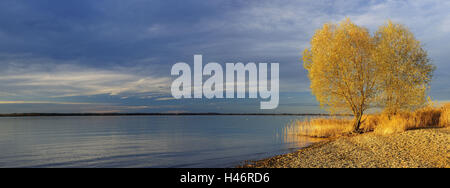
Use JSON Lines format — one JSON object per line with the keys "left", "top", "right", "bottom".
{"left": 286, "top": 103, "right": 450, "bottom": 138}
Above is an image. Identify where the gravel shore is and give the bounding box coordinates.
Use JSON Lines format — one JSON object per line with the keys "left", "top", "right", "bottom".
{"left": 243, "top": 127, "right": 449, "bottom": 168}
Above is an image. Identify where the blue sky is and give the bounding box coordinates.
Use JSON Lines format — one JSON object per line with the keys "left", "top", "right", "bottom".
{"left": 0, "top": 0, "right": 449, "bottom": 113}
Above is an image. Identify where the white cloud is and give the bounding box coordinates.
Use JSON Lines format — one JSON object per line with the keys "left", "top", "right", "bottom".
{"left": 0, "top": 56, "right": 171, "bottom": 99}
{"left": 0, "top": 101, "right": 97, "bottom": 105}
{"left": 155, "top": 97, "right": 176, "bottom": 101}
{"left": 1, "top": 0, "right": 450, "bottom": 104}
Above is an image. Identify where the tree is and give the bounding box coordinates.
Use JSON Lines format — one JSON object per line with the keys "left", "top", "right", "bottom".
{"left": 373, "top": 21, "right": 435, "bottom": 116}
{"left": 303, "top": 19, "right": 380, "bottom": 132}
{"left": 302, "top": 19, "right": 434, "bottom": 132}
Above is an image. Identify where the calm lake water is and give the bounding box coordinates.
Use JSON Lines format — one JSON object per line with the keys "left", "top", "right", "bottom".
{"left": 0, "top": 116, "right": 320, "bottom": 168}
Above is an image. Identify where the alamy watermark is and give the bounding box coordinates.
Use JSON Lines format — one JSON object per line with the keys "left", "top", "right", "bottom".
{"left": 171, "top": 55, "right": 279, "bottom": 109}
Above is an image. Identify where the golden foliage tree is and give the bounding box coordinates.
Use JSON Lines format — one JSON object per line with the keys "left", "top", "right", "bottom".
{"left": 303, "top": 19, "right": 379, "bottom": 131}
{"left": 303, "top": 19, "right": 434, "bottom": 132}
{"left": 374, "top": 21, "right": 435, "bottom": 116}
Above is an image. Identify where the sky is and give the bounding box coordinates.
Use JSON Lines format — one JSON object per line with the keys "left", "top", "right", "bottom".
{"left": 0, "top": 0, "right": 449, "bottom": 113}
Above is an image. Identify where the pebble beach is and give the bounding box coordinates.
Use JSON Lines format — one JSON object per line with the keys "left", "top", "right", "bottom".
{"left": 242, "top": 127, "right": 449, "bottom": 168}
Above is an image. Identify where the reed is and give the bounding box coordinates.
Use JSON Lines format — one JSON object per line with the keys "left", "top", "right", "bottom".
{"left": 374, "top": 106, "right": 443, "bottom": 135}
{"left": 286, "top": 117, "right": 353, "bottom": 138}
{"left": 440, "top": 103, "right": 450, "bottom": 127}
{"left": 288, "top": 103, "right": 450, "bottom": 137}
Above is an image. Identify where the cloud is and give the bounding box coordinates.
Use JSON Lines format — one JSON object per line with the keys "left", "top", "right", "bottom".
{"left": 155, "top": 97, "right": 176, "bottom": 101}
{"left": 0, "top": 102, "right": 179, "bottom": 114}
{"left": 0, "top": 1, "right": 449, "bottom": 112}
{"left": 0, "top": 55, "right": 171, "bottom": 99}
{"left": 0, "top": 101, "right": 97, "bottom": 105}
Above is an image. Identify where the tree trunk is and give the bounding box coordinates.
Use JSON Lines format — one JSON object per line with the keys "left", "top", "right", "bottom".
{"left": 353, "top": 113, "right": 362, "bottom": 133}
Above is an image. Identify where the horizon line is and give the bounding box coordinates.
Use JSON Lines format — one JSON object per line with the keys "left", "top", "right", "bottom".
{"left": 0, "top": 112, "right": 353, "bottom": 117}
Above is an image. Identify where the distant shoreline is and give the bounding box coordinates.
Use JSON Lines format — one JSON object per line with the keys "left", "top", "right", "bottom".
{"left": 0, "top": 113, "right": 352, "bottom": 117}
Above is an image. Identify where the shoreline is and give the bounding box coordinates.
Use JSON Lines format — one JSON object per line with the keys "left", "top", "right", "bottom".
{"left": 0, "top": 113, "right": 351, "bottom": 117}
{"left": 240, "top": 127, "right": 449, "bottom": 168}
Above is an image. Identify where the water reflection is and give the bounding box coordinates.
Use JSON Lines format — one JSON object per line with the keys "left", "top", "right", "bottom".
{"left": 277, "top": 123, "right": 326, "bottom": 149}
{"left": 0, "top": 116, "right": 321, "bottom": 168}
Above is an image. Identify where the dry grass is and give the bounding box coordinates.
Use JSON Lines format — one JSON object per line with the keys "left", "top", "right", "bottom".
{"left": 373, "top": 106, "right": 443, "bottom": 135}
{"left": 440, "top": 103, "right": 450, "bottom": 127}
{"left": 288, "top": 103, "right": 450, "bottom": 138}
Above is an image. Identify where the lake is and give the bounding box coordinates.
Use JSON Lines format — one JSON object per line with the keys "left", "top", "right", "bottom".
{"left": 0, "top": 115, "right": 320, "bottom": 168}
